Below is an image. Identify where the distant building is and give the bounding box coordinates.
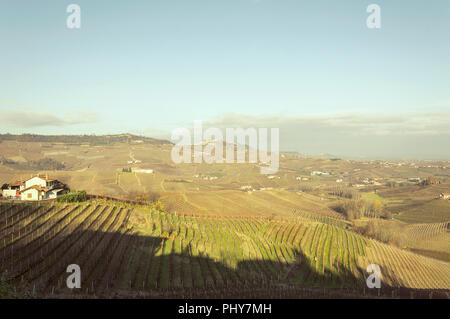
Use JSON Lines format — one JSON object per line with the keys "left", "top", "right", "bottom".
{"left": 127, "top": 160, "right": 142, "bottom": 164}
{"left": 132, "top": 169, "right": 154, "bottom": 174}
{"left": 311, "top": 171, "right": 330, "bottom": 176}
{"left": 439, "top": 193, "right": 450, "bottom": 200}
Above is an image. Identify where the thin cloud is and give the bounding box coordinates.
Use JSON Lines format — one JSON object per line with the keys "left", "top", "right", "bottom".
{"left": 204, "top": 112, "right": 450, "bottom": 136}
{"left": 0, "top": 110, "right": 100, "bottom": 128}
{"left": 200, "top": 112, "right": 450, "bottom": 159}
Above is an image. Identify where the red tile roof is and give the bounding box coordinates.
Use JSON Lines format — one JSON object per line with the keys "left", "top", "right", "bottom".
{"left": 20, "top": 185, "right": 47, "bottom": 193}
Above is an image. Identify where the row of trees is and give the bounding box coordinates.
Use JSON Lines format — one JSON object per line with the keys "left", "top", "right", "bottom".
{"left": 329, "top": 186, "right": 361, "bottom": 199}
{"left": 332, "top": 198, "right": 392, "bottom": 220}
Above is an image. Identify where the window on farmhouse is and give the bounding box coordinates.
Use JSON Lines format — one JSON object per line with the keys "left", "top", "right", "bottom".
{"left": 27, "top": 193, "right": 32, "bottom": 199}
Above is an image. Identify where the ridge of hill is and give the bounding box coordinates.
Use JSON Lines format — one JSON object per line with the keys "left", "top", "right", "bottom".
{"left": 0, "top": 133, "right": 171, "bottom": 145}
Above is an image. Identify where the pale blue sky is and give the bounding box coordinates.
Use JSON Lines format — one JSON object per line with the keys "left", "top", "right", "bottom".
{"left": 1, "top": 1, "right": 449, "bottom": 158}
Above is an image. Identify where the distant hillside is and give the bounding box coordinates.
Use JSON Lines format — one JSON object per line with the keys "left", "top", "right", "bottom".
{"left": 0, "top": 156, "right": 67, "bottom": 171}
{"left": 0, "top": 133, "right": 171, "bottom": 145}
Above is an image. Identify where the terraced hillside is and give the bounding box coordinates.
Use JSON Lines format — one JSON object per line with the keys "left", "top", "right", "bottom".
{"left": 0, "top": 202, "right": 449, "bottom": 298}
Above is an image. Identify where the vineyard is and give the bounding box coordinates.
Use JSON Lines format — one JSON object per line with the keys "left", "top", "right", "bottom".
{"left": 402, "top": 222, "right": 449, "bottom": 243}
{"left": 159, "top": 189, "right": 343, "bottom": 218}
{"left": 401, "top": 222, "right": 450, "bottom": 262}
{"left": 0, "top": 201, "right": 449, "bottom": 298}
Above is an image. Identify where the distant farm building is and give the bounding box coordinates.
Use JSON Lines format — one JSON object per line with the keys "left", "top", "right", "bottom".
{"left": 132, "top": 168, "right": 154, "bottom": 174}
{"left": 127, "top": 160, "right": 142, "bottom": 164}
{"left": 1, "top": 175, "right": 68, "bottom": 201}
{"left": 311, "top": 171, "right": 330, "bottom": 176}
{"left": 439, "top": 193, "right": 450, "bottom": 200}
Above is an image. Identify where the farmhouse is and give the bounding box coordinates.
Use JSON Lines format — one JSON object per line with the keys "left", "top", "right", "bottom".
{"left": 1, "top": 175, "right": 68, "bottom": 201}
{"left": 20, "top": 175, "right": 67, "bottom": 201}
{"left": 0, "top": 180, "right": 25, "bottom": 199}
{"left": 439, "top": 193, "right": 450, "bottom": 200}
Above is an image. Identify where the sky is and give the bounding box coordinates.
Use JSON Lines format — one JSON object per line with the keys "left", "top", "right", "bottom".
{"left": 0, "top": 1, "right": 449, "bottom": 159}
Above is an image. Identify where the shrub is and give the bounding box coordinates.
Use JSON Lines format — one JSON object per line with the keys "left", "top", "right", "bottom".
{"left": 355, "top": 220, "right": 406, "bottom": 246}
{"left": 151, "top": 200, "right": 165, "bottom": 213}
{"left": 57, "top": 190, "right": 87, "bottom": 203}
{"left": 128, "top": 191, "right": 161, "bottom": 204}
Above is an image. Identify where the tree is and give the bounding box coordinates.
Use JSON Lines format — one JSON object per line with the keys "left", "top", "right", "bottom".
{"left": 421, "top": 176, "right": 437, "bottom": 186}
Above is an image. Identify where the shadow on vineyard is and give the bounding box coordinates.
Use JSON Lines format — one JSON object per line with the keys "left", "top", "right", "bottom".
{"left": 1, "top": 229, "right": 371, "bottom": 298}
{"left": 1, "top": 202, "right": 449, "bottom": 299}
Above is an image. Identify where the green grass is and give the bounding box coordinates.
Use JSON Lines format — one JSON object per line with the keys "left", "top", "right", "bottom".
{"left": 361, "top": 192, "right": 403, "bottom": 204}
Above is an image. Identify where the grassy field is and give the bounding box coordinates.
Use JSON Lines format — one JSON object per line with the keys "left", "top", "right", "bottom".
{"left": 360, "top": 192, "right": 403, "bottom": 205}
{"left": 1, "top": 201, "right": 448, "bottom": 298}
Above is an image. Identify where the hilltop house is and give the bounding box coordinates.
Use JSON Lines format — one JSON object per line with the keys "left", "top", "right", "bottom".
{"left": 439, "top": 193, "right": 450, "bottom": 200}
{"left": 1, "top": 175, "right": 68, "bottom": 201}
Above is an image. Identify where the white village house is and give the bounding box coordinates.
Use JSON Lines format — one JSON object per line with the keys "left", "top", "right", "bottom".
{"left": 1, "top": 175, "right": 68, "bottom": 201}
{"left": 439, "top": 193, "right": 450, "bottom": 200}
{"left": 0, "top": 180, "right": 25, "bottom": 199}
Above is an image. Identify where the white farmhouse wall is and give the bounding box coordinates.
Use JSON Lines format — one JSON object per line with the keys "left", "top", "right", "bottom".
{"left": 47, "top": 190, "right": 59, "bottom": 199}
{"left": 21, "top": 189, "right": 41, "bottom": 201}
{"left": 133, "top": 169, "right": 154, "bottom": 174}
{"left": 25, "top": 177, "right": 47, "bottom": 189}
{"left": 2, "top": 189, "right": 19, "bottom": 198}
